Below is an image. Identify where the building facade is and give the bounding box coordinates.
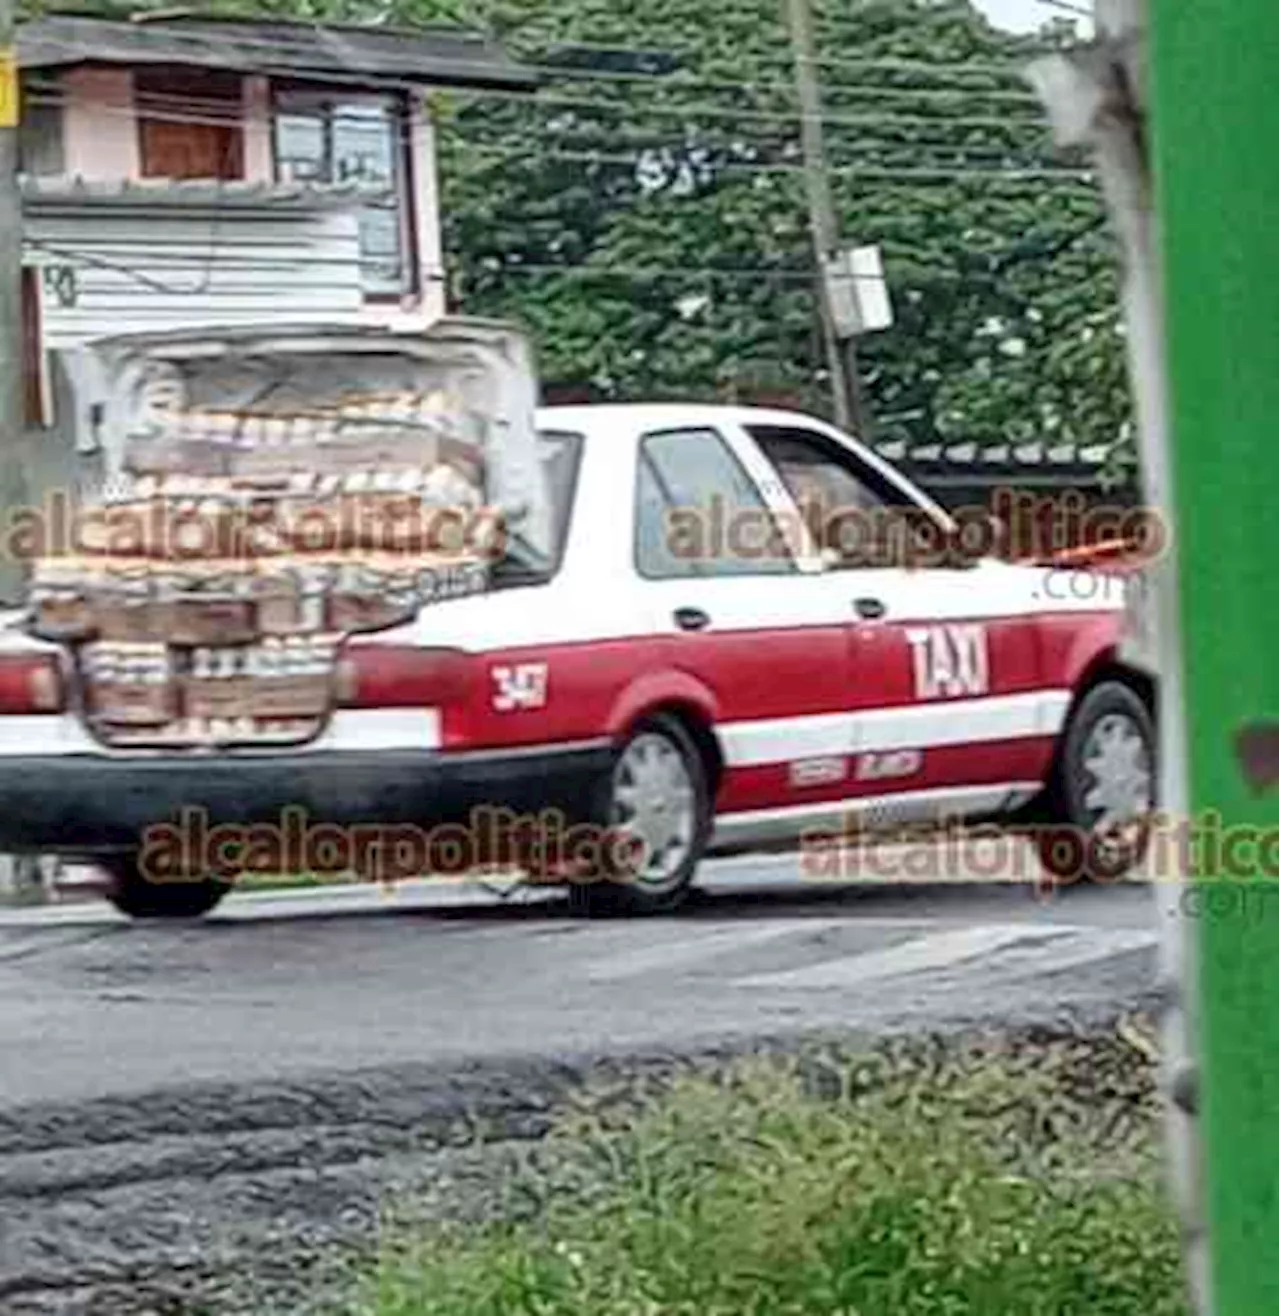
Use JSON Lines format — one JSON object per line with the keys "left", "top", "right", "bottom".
{"left": 14, "top": 12, "right": 535, "bottom": 430}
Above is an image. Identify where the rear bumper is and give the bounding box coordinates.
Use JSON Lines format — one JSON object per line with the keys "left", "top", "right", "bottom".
{"left": 0, "top": 740, "right": 614, "bottom": 856}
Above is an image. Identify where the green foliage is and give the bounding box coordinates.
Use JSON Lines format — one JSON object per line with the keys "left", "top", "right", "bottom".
{"left": 341, "top": 1041, "right": 1188, "bottom": 1316}
{"left": 403, "top": 0, "right": 1130, "bottom": 462}
{"left": 24, "top": 0, "right": 1134, "bottom": 462}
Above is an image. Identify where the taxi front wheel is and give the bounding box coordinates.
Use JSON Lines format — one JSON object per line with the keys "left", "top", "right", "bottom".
{"left": 568, "top": 714, "right": 712, "bottom": 917}
{"left": 102, "top": 853, "right": 232, "bottom": 919}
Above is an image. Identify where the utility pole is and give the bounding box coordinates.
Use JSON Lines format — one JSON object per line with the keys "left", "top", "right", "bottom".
{"left": 784, "top": 0, "right": 871, "bottom": 438}
{"left": 1033, "top": 3, "right": 1277, "bottom": 1314}
{"left": 1136, "top": 1, "right": 1277, "bottom": 1310}
{"left": 0, "top": 2, "right": 41, "bottom": 907}
{"left": 0, "top": 0, "right": 27, "bottom": 611}
{"left": 0, "top": 0, "right": 21, "bottom": 486}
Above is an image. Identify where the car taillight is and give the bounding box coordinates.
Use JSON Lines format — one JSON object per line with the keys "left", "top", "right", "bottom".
{"left": 0, "top": 654, "right": 66, "bottom": 713}
{"left": 335, "top": 646, "right": 473, "bottom": 707}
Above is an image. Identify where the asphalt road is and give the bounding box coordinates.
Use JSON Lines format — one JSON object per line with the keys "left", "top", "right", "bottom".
{"left": 0, "top": 845, "right": 1169, "bottom": 1314}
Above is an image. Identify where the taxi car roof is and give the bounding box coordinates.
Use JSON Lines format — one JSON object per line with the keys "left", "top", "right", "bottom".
{"left": 535, "top": 402, "right": 844, "bottom": 437}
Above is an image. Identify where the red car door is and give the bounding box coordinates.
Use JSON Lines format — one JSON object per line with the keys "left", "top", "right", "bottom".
{"left": 629, "top": 425, "right": 857, "bottom": 826}
{"left": 745, "top": 422, "right": 1052, "bottom": 824}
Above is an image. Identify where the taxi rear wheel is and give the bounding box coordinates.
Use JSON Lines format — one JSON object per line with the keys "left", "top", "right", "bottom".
{"left": 568, "top": 713, "right": 711, "bottom": 916}
{"left": 102, "top": 853, "right": 232, "bottom": 919}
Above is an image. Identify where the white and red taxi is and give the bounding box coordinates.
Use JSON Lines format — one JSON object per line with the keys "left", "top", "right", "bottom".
{"left": 0, "top": 404, "right": 1155, "bottom": 916}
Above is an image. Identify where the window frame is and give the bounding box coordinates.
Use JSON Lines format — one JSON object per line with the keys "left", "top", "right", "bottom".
{"left": 632, "top": 425, "right": 799, "bottom": 581}
{"left": 536, "top": 429, "right": 586, "bottom": 578}
{"left": 135, "top": 66, "right": 246, "bottom": 181}
{"left": 17, "top": 100, "right": 65, "bottom": 176}
{"left": 21, "top": 267, "right": 51, "bottom": 429}
{"left": 744, "top": 422, "right": 956, "bottom": 571}
{"left": 270, "top": 82, "right": 419, "bottom": 300}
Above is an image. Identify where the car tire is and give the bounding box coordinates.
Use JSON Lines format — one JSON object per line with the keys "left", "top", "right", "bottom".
{"left": 567, "top": 713, "right": 712, "bottom": 917}
{"left": 101, "top": 853, "right": 232, "bottom": 919}
{"left": 1036, "top": 679, "right": 1156, "bottom": 887}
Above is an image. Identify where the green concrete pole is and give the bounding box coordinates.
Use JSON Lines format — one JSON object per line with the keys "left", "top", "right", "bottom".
{"left": 1148, "top": 4, "right": 1278, "bottom": 1314}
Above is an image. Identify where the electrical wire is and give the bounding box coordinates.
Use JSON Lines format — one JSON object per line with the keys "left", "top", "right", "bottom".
{"left": 526, "top": 38, "right": 1037, "bottom": 81}
{"left": 22, "top": 93, "right": 1071, "bottom": 192}
{"left": 23, "top": 82, "right": 1053, "bottom": 139}
{"left": 18, "top": 46, "right": 1100, "bottom": 302}
{"left": 1033, "top": 0, "right": 1093, "bottom": 18}
{"left": 505, "top": 62, "right": 1045, "bottom": 105}
{"left": 456, "top": 142, "right": 1093, "bottom": 182}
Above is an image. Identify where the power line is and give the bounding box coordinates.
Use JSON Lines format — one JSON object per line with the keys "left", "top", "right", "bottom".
{"left": 467, "top": 261, "right": 814, "bottom": 282}
{"left": 1033, "top": 0, "right": 1093, "bottom": 18}
{"left": 530, "top": 39, "right": 1036, "bottom": 81}
{"left": 514, "top": 62, "right": 1044, "bottom": 105}
{"left": 457, "top": 142, "right": 1094, "bottom": 182}
{"left": 19, "top": 88, "right": 1092, "bottom": 185}
{"left": 23, "top": 82, "right": 1052, "bottom": 139}
{"left": 448, "top": 85, "right": 1051, "bottom": 134}
{"left": 28, "top": 234, "right": 1112, "bottom": 291}
{"left": 20, "top": 87, "right": 1070, "bottom": 185}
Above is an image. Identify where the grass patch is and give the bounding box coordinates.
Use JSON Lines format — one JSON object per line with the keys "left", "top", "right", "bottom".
{"left": 339, "top": 1029, "right": 1189, "bottom": 1316}
{"left": 231, "top": 870, "right": 352, "bottom": 892}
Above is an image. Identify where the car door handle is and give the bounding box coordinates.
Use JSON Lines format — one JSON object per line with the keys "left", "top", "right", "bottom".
{"left": 673, "top": 607, "right": 711, "bottom": 632}
{"left": 853, "top": 596, "right": 887, "bottom": 620}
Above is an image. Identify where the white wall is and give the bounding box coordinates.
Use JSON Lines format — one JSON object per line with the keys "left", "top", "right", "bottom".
{"left": 22, "top": 203, "right": 369, "bottom": 458}
{"left": 60, "top": 67, "right": 139, "bottom": 180}
{"left": 46, "top": 66, "right": 448, "bottom": 329}
{"left": 24, "top": 204, "right": 366, "bottom": 350}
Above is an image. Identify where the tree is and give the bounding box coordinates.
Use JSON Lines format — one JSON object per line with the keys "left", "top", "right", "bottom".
{"left": 423, "top": 0, "right": 1130, "bottom": 474}
{"left": 28, "top": 0, "right": 1134, "bottom": 476}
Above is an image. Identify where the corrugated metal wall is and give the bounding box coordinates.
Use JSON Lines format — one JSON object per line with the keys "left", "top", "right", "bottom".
{"left": 24, "top": 204, "right": 366, "bottom": 349}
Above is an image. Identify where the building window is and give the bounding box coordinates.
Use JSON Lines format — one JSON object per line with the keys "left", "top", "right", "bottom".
{"left": 273, "top": 90, "right": 413, "bottom": 297}
{"left": 18, "top": 101, "right": 65, "bottom": 176}
{"left": 634, "top": 428, "right": 796, "bottom": 578}
{"left": 21, "top": 269, "right": 49, "bottom": 428}
{"left": 136, "top": 68, "right": 245, "bottom": 180}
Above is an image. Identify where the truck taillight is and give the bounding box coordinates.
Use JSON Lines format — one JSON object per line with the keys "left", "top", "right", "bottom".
{"left": 0, "top": 654, "right": 66, "bottom": 713}
{"left": 335, "top": 647, "right": 473, "bottom": 707}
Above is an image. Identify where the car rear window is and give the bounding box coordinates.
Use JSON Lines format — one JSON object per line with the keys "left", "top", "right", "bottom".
{"left": 536, "top": 430, "right": 584, "bottom": 574}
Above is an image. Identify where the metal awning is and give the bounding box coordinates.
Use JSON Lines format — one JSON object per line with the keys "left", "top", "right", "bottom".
{"left": 17, "top": 13, "right": 537, "bottom": 93}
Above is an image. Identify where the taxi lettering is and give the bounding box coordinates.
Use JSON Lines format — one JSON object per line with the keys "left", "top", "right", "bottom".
{"left": 905, "top": 624, "right": 989, "bottom": 700}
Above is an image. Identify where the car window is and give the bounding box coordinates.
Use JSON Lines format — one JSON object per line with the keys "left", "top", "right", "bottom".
{"left": 746, "top": 424, "right": 927, "bottom": 569}
{"left": 536, "top": 430, "right": 584, "bottom": 574}
{"left": 635, "top": 427, "right": 795, "bottom": 578}
{"left": 492, "top": 431, "right": 582, "bottom": 585}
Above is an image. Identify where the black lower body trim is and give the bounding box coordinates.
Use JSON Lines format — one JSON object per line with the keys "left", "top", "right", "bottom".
{"left": 0, "top": 743, "right": 614, "bottom": 866}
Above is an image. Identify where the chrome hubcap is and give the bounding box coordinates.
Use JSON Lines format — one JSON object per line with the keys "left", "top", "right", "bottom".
{"left": 611, "top": 732, "right": 696, "bottom": 888}
{"left": 1081, "top": 712, "right": 1153, "bottom": 853}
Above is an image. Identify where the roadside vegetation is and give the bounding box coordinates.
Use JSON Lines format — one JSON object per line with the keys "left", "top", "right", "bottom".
{"left": 338, "top": 1023, "right": 1188, "bottom": 1316}
{"left": 74, "top": 0, "right": 1135, "bottom": 482}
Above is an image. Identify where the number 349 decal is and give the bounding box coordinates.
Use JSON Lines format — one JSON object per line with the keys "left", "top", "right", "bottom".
{"left": 905, "top": 623, "right": 989, "bottom": 700}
